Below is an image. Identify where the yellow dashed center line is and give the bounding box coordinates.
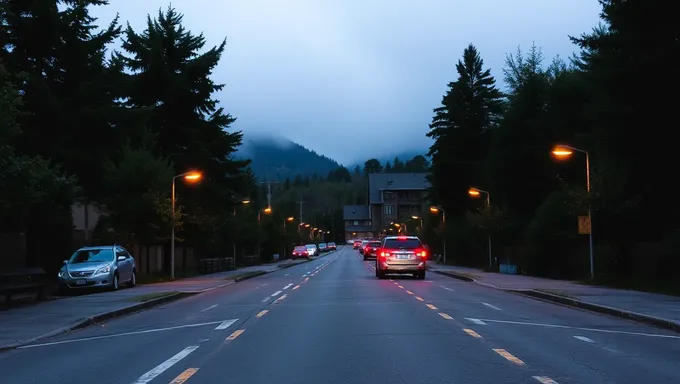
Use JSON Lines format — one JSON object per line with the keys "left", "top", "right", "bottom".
{"left": 415, "top": 296, "right": 424, "bottom": 301}
{"left": 426, "top": 304, "right": 438, "bottom": 310}
{"left": 438, "top": 312, "right": 453, "bottom": 320}
{"left": 274, "top": 294, "right": 288, "bottom": 303}
{"left": 226, "top": 329, "right": 245, "bottom": 340}
{"left": 533, "top": 376, "right": 559, "bottom": 384}
{"left": 169, "top": 368, "right": 199, "bottom": 384}
{"left": 493, "top": 349, "right": 525, "bottom": 365}
{"left": 292, "top": 285, "right": 300, "bottom": 290}
{"left": 256, "top": 310, "right": 268, "bottom": 318}
{"left": 405, "top": 290, "right": 414, "bottom": 295}
{"left": 303, "top": 278, "right": 309, "bottom": 282}
{"left": 463, "top": 329, "right": 482, "bottom": 338}
{"left": 397, "top": 285, "right": 404, "bottom": 289}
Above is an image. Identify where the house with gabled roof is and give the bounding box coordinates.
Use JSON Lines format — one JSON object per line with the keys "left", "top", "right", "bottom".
{"left": 368, "top": 173, "right": 430, "bottom": 233}
{"left": 343, "top": 205, "right": 374, "bottom": 240}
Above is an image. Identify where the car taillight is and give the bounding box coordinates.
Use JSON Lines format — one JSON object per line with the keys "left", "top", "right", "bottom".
{"left": 415, "top": 249, "right": 427, "bottom": 259}
{"left": 379, "top": 250, "right": 391, "bottom": 258}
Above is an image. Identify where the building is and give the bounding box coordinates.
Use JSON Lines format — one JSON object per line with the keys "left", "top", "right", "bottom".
{"left": 368, "top": 173, "right": 430, "bottom": 233}
{"left": 342, "top": 205, "right": 374, "bottom": 240}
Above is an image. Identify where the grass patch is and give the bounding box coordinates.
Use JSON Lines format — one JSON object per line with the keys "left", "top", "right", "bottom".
{"left": 226, "top": 270, "right": 266, "bottom": 281}
{"left": 125, "top": 291, "right": 179, "bottom": 302}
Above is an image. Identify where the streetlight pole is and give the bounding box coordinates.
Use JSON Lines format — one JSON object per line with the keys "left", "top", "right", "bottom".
{"left": 469, "top": 188, "right": 493, "bottom": 269}
{"left": 429, "top": 206, "right": 446, "bottom": 264}
{"left": 553, "top": 144, "right": 594, "bottom": 280}
{"left": 171, "top": 171, "right": 202, "bottom": 280}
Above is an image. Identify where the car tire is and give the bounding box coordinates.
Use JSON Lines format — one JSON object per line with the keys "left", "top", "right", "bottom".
{"left": 129, "top": 270, "right": 137, "bottom": 287}
{"left": 111, "top": 273, "right": 119, "bottom": 291}
{"left": 417, "top": 271, "right": 426, "bottom": 280}
{"left": 363, "top": 256, "right": 367, "bottom": 261}
{"left": 377, "top": 268, "right": 386, "bottom": 279}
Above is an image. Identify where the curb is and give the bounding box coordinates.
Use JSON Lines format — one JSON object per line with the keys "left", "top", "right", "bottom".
{"left": 0, "top": 291, "right": 192, "bottom": 353}
{"left": 234, "top": 270, "right": 269, "bottom": 282}
{"left": 432, "top": 270, "right": 475, "bottom": 282}
{"left": 509, "top": 289, "right": 680, "bottom": 333}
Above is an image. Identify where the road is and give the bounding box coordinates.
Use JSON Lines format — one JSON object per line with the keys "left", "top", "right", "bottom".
{"left": 1, "top": 246, "right": 678, "bottom": 384}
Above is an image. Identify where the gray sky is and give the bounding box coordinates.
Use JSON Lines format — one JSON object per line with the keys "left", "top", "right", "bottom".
{"left": 91, "top": 0, "right": 601, "bottom": 165}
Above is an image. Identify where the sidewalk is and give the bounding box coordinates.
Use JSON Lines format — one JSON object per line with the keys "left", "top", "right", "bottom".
{"left": 0, "top": 258, "right": 309, "bottom": 351}
{"left": 429, "top": 263, "right": 680, "bottom": 332}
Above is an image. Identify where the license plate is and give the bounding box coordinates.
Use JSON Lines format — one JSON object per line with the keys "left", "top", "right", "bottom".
{"left": 396, "top": 254, "right": 410, "bottom": 260}
{"left": 76, "top": 279, "right": 87, "bottom": 285}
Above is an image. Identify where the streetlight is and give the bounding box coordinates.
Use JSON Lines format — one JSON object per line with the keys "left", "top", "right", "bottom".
{"left": 411, "top": 215, "right": 423, "bottom": 231}
{"left": 552, "top": 144, "right": 594, "bottom": 280}
{"left": 171, "top": 171, "right": 202, "bottom": 279}
{"left": 469, "top": 187, "right": 493, "bottom": 269}
{"left": 429, "top": 206, "right": 446, "bottom": 263}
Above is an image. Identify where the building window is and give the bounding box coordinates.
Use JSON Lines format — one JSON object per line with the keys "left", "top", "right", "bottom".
{"left": 353, "top": 220, "right": 359, "bottom": 226}
{"left": 384, "top": 205, "right": 395, "bottom": 215}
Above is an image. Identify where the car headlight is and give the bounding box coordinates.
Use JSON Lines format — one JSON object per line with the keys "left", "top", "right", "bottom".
{"left": 95, "top": 265, "right": 111, "bottom": 275}
{"left": 58, "top": 271, "right": 65, "bottom": 278}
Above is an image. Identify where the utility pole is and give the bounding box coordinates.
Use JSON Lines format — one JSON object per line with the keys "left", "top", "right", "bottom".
{"left": 297, "top": 200, "right": 304, "bottom": 232}
{"left": 260, "top": 180, "right": 279, "bottom": 207}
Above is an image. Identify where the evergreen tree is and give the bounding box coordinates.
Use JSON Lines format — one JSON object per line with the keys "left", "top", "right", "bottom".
{"left": 384, "top": 161, "right": 393, "bottom": 172}
{"left": 392, "top": 157, "right": 404, "bottom": 172}
{"left": 363, "top": 158, "right": 383, "bottom": 175}
{"left": 427, "top": 44, "right": 503, "bottom": 216}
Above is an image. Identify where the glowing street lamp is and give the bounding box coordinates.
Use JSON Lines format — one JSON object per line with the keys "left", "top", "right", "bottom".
{"left": 469, "top": 187, "right": 493, "bottom": 268}
{"left": 263, "top": 207, "right": 272, "bottom": 214}
{"left": 171, "top": 170, "right": 202, "bottom": 279}
{"left": 429, "top": 205, "right": 446, "bottom": 263}
{"left": 551, "top": 144, "right": 594, "bottom": 280}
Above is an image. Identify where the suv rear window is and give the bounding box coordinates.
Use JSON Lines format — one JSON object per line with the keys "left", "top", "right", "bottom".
{"left": 383, "top": 238, "right": 422, "bottom": 249}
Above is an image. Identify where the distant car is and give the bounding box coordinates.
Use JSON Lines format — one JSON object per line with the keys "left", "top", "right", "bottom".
{"left": 358, "top": 240, "right": 370, "bottom": 255}
{"left": 353, "top": 240, "right": 362, "bottom": 249}
{"left": 292, "top": 246, "right": 309, "bottom": 260}
{"left": 327, "top": 242, "right": 336, "bottom": 250}
{"left": 58, "top": 245, "right": 137, "bottom": 291}
{"left": 305, "top": 244, "right": 319, "bottom": 256}
{"left": 375, "top": 236, "right": 427, "bottom": 280}
{"left": 319, "top": 243, "right": 329, "bottom": 252}
{"left": 362, "top": 240, "right": 382, "bottom": 260}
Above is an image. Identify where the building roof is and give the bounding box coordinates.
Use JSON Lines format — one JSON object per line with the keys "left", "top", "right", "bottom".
{"left": 343, "top": 205, "right": 370, "bottom": 220}
{"left": 368, "top": 173, "right": 430, "bottom": 204}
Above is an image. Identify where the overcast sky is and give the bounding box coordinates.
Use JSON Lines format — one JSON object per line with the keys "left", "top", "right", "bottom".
{"left": 91, "top": 0, "right": 602, "bottom": 165}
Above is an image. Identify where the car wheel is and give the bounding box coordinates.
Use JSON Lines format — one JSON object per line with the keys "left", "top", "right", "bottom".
{"left": 111, "top": 273, "right": 119, "bottom": 291}
{"left": 129, "top": 270, "right": 136, "bottom": 287}
{"left": 418, "top": 271, "right": 426, "bottom": 280}
{"left": 363, "top": 256, "right": 367, "bottom": 261}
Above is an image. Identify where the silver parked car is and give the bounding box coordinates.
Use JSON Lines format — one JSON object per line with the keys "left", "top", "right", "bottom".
{"left": 58, "top": 245, "right": 137, "bottom": 291}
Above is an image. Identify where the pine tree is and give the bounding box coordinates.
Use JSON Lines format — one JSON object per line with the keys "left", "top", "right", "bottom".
{"left": 427, "top": 44, "right": 503, "bottom": 216}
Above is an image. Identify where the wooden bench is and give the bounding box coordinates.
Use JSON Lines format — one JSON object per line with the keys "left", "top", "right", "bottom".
{"left": 0, "top": 268, "right": 48, "bottom": 304}
{"left": 198, "top": 257, "right": 235, "bottom": 274}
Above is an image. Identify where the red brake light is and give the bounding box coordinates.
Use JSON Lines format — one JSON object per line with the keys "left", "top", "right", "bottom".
{"left": 397, "top": 236, "right": 407, "bottom": 240}
{"left": 415, "top": 248, "right": 427, "bottom": 259}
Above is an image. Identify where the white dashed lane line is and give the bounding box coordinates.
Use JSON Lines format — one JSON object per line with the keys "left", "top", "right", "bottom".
{"left": 131, "top": 345, "right": 199, "bottom": 384}
{"left": 282, "top": 283, "right": 293, "bottom": 290}
{"left": 271, "top": 290, "right": 283, "bottom": 297}
{"left": 214, "top": 319, "right": 238, "bottom": 330}
{"left": 465, "top": 318, "right": 487, "bottom": 325}
{"left": 200, "top": 304, "right": 218, "bottom": 312}
{"left": 481, "top": 302, "right": 502, "bottom": 311}
{"left": 574, "top": 336, "right": 594, "bottom": 343}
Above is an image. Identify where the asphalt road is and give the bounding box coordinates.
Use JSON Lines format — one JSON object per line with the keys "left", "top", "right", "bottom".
{"left": 1, "top": 246, "right": 679, "bottom": 384}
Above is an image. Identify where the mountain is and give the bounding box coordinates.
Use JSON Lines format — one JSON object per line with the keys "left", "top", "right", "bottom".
{"left": 235, "top": 133, "right": 341, "bottom": 180}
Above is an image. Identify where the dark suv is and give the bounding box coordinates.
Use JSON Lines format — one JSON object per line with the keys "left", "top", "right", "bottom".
{"left": 375, "top": 236, "right": 427, "bottom": 280}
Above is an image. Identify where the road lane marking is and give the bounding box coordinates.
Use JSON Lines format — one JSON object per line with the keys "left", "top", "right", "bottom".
{"left": 285, "top": 273, "right": 290, "bottom": 276}
{"left": 426, "top": 304, "right": 438, "bottom": 310}
{"left": 214, "top": 319, "right": 238, "bottom": 330}
{"left": 226, "top": 329, "right": 245, "bottom": 340}
{"left": 463, "top": 329, "right": 482, "bottom": 338}
{"left": 397, "top": 285, "right": 404, "bottom": 289}
{"left": 475, "top": 318, "right": 680, "bottom": 339}
{"left": 439, "top": 285, "right": 455, "bottom": 291}
{"left": 493, "top": 349, "right": 525, "bottom": 365}
{"left": 405, "top": 290, "right": 414, "bottom": 295}
{"left": 465, "top": 318, "right": 487, "bottom": 325}
{"left": 20, "top": 320, "right": 231, "bottom": 349}
{"left": 169, "top": 368, "right": 199, "bottom": 384}
{"left": 533, "top": 376, "right": 559, "bottom": 384}
{"left": 292, "top": 284, "right": 300, "bottom": 290}
{"left": 415, "top": 296, "right": 424, "bottom": 301}
{"left": 574, "top": 336, "right": 594, "bottom": 343}
{"left": 256, "top": 310, "right": 269, "bottom": 318}
{"left": 131, "top": 345, "right": 199, "bottom": 384}
{"left": 201, "top": 304, "right": 218, "bottom": 312}
{"left": 303, "top": 277, "right": 309, "bottom": 282}
{"left": 274, "top": 293, "right": 288, "bottom": 302}
{"left": 482, "top": 302, "right": 502, "bottom": 311}
{"left": 262, "top": 297, "right": 271, "bottom": 302}
{"left": 271, "top": 290, "right": 283, "bottom": 297}
{"left": 283, "top": 283, "right": 293, "bottom": 290}
{"left": 438, "top": 313, "right": 453, "bottom": 320}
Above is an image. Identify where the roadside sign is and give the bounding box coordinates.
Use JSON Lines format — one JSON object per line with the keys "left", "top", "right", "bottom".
{"left": 578, "top": 216, "right": 591, "bottom": 235}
